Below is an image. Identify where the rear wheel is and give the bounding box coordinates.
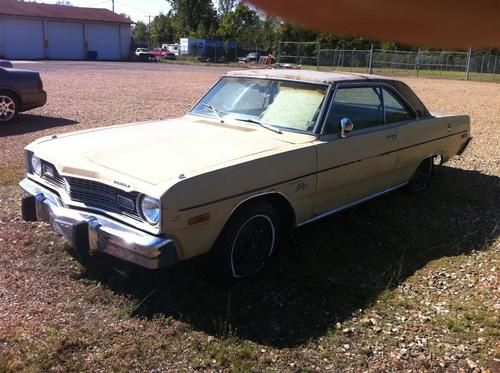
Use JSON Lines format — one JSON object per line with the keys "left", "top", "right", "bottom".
{"left": 406, "top": 157, "right": 434, "bottom": 192}
{"left": 211, "top": 202, "right": 280, "bottom": 280}
{"left": 0, "top": 91, "right": 18, "bottom": 123}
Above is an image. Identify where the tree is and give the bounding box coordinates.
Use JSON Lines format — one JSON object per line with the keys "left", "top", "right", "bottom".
{"left": 151, "top": 14, "right": 176, "bottom": 46}
{"left": 257, "top": 15, "right": 281, "bottom": 52}
{"left": 56, "top": 1, "right": 72, "bottom": 5}
{"left": 217, "top": 4, "right": 260, "bottom": 45}
{"left": 217, "top": 0, "right": 236, "bottom": 16}
{"left": 166, "top": 0, "right": 218, "bottom": 38}
{"left": 119, "top": 13, "right": 132, "bottom": 22}
{"left": 132, "top": 21, "right": 148, "bottom": 45}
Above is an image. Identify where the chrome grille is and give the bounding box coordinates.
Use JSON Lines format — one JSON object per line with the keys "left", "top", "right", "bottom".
{"left": 40, "top": 162, "right": 141, "bottom": 221}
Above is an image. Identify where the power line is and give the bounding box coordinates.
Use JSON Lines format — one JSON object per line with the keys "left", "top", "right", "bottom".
{"left": 86, "top": 0, "right": 110, "bottom": 7}
{"left": 115, "top": 0, "right": 150, "bottom": 15}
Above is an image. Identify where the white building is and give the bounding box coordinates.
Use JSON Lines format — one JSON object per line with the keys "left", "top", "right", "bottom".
{"left": 0, "top": 0, "right": 132, "bottom": 60}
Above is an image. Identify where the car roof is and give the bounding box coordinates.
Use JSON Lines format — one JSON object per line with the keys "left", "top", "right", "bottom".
{"left": 225, "top": 69, "right": 391, "bottom": 84}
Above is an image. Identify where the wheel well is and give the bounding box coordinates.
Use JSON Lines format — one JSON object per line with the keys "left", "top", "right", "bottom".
{"left": 0, "top": 89, "right": 22, "bottom": 107}
{"left": 231, "top": 193, "right": 296, "bottom": 232}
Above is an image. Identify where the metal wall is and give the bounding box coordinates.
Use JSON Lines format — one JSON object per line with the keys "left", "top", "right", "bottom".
{"left": 0, "top": 16, "right": 130, "bottom": 60}
{"left": 87, "top": 23, "right": 120, "bottom": 60}
{"left": 0, "top": 17, "right": 45, "bottom": 59}
{"left": 47, "top": 21, "right": 84, "bottom": 60}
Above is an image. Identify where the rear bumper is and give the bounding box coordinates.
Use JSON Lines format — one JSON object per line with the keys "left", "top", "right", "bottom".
{"left": 20, "top": 90, "right": 47, "bottom": 112}
{"left": 19, "top": 178, "right": 178, "bottom": 269}
{"left": 457, "top": 136, "right": 473, "bottom": 156}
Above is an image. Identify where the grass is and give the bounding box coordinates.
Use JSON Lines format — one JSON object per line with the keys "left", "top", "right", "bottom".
{"left": 0, "top": 162, "right": 24, "bottom": 186}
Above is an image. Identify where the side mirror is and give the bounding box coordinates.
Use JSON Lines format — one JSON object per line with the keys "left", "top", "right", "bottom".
{"left": 340, "top": 118, "right": 354, "bottom": 138}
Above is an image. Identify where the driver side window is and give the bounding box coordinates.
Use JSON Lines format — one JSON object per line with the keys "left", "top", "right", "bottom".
{"left": 323, "top": 86, "right": 384, "bottom": 135}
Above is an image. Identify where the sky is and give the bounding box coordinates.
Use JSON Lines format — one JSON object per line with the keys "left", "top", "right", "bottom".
{"left": 36, "top": 0, "right": 171, "bottom": 23}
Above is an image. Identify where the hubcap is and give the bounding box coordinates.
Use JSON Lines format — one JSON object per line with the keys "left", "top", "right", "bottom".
{"left": 231, "top": 214, "right": 275, "bottom": 278}
{"left": 0, "top": 95, "right": 16, "bottom": 122}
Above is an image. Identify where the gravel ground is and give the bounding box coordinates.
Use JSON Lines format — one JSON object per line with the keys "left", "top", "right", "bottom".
{"left": 0, "top": 62, "right": 498, "bottom": 372}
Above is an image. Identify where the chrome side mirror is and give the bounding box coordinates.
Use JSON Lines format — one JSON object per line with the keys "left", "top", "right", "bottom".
{"left": 340, "top": 118, "right": 354, "bottom": 138}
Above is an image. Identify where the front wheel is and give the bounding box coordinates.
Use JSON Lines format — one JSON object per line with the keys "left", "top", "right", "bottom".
{"left": 405, "top": 157, "right": 434, "bottom": 192}
{"left": 0, "top": 92, "right": 18, "bottom": 123}
{"left": 211, "top": 202, "right": 280, "bottom": 280}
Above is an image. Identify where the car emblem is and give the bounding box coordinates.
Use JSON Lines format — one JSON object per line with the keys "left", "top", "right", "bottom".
{"left": 113, "top": 180, "right": 130, "bottom": 188}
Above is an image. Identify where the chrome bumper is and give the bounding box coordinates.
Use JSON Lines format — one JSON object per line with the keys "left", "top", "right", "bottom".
{"left": 19, "top": 178, "right": 178, "bottom": 269}
{"left": 457, "top": 136, "right": 473, "bottom": 156}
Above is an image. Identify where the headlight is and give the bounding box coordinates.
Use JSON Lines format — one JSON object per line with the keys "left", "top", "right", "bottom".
{"left": 30, "top": 154, "right": 42, "bottom": 176}
{"left": 138, "top": 195, "right": 160, "bottom": 225}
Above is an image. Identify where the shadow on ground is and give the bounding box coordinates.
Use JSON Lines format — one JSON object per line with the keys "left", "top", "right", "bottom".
{"left": 75, "top": 165, "right": 499, "bottom": 348}
{"left": 0, "top": 115, "right": 78, "bottom": 137}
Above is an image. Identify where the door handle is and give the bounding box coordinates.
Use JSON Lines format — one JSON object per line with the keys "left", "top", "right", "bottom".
{"left": 386, "top": 134, "right": 399, "bottom": 140}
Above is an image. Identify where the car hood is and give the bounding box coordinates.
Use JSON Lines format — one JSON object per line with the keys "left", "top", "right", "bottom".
{"left": 32, "top": 115, "right": 315, "bottom": 189}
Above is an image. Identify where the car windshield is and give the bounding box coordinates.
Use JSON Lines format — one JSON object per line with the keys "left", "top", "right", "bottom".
{"left": 191, "top": 77, "right": 328, "bottom": 133}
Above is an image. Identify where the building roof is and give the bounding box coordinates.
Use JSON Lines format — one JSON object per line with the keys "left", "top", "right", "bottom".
{"left": 0, "top": 0, "right": 132, "bottom": 24}
{"left": 226, "top": 69, "right": 389, "bottom": 84}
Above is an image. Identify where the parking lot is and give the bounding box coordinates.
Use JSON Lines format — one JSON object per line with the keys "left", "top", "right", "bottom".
{"left": 0, "top": 61, "right": 499, "bottom": 371}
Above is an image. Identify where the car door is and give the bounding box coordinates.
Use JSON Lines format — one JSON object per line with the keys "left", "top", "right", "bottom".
{"left": 379, "top": 86, "right": 423, "bottom": 182}
{"left": 313, "top": 84, "right": 401, "bottom": 216}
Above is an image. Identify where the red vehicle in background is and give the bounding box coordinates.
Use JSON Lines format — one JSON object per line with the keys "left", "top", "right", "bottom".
{"left": 153, "top": 48, "right": 176, "bottom": 60}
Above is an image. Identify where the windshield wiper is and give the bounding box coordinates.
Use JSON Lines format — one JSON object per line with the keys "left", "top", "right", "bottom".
{"left": 202, "top": 103, "right": 224, "bottom": 123}
{"left": 236, "top": 118, "right": 282, "bottom": 134}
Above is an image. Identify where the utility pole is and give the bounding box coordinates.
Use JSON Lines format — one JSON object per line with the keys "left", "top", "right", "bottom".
{"left": 112, "top": 0, "right": 114, "bottom": 12}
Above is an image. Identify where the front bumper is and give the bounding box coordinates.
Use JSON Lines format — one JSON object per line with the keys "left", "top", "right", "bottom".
{"left": 19, "top": 178, "right": 178, "bottom": 269}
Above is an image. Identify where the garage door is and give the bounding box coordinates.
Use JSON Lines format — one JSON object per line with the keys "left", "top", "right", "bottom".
{"left": 87, "top": 23, "right": 120, "bottom": 60}
{"left": 47, "top": 21, "right": 84, "bottom": 60}
{"left": 2, "top": 18, "right": 44, "bottom": 59}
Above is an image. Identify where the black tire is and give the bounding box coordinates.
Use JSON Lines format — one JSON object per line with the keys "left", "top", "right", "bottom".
{"left": 405, "top": 157, "right": 434, "bottom": 192}
{"left": 0, "top": 90, "right": 19, "bottom": 123}
{"left": 211, "top": 201, "right": 280, "bottom": 280}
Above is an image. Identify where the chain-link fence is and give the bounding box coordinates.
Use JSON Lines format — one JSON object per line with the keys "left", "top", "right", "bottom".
{"left": 277, "top": 42, "right": 499, "bottom": 80}
{"left": 277, "top": 41, "right": 320, "bottom": 67}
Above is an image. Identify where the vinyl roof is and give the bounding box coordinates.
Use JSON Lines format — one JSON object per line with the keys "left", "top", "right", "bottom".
{"left": 225, "top": 69, "right": 390, "bottom": 84}
{"left": 0, "top": 0, "right": 132, "bottom": 24}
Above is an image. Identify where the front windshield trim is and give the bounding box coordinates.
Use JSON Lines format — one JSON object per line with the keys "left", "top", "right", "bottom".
{"left": 189, "top": 75, "right": 332, "bottom": 135}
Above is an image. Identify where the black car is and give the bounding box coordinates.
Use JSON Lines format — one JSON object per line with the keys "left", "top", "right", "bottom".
{"left": 0, "top": 60, "right": 13, "bottom": 68}
{"left": 0, "top": 66, "right": 47, "bottom": 123}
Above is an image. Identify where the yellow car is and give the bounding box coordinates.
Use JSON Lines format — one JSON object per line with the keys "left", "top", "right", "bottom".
{"left": 20, "top": 70, "right": 471, "bottom": 279}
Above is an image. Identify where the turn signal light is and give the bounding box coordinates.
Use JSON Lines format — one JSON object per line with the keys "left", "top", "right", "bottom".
{"left": 188, "top": 213, "right": 210, "bottom": 226}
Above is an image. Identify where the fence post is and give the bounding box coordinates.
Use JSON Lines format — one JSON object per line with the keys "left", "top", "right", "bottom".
{"left": 368, "top": 44, "right": 373, "bottom": 74}
{"left": 494, "top": 55, "right": 498, "bottom": 74}
{"left": 465, "top": 48, "right": 472, "bottom": 80}
{"left": 415, "top": 48, "right": 420, "bottom": 77}
{"left": 317, "top": 42, "right": 320, "bottom": 71}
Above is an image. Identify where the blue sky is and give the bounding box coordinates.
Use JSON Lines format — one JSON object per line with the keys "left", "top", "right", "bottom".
{"left": 37, "top": 0, "right": 172, "bottom": 23}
